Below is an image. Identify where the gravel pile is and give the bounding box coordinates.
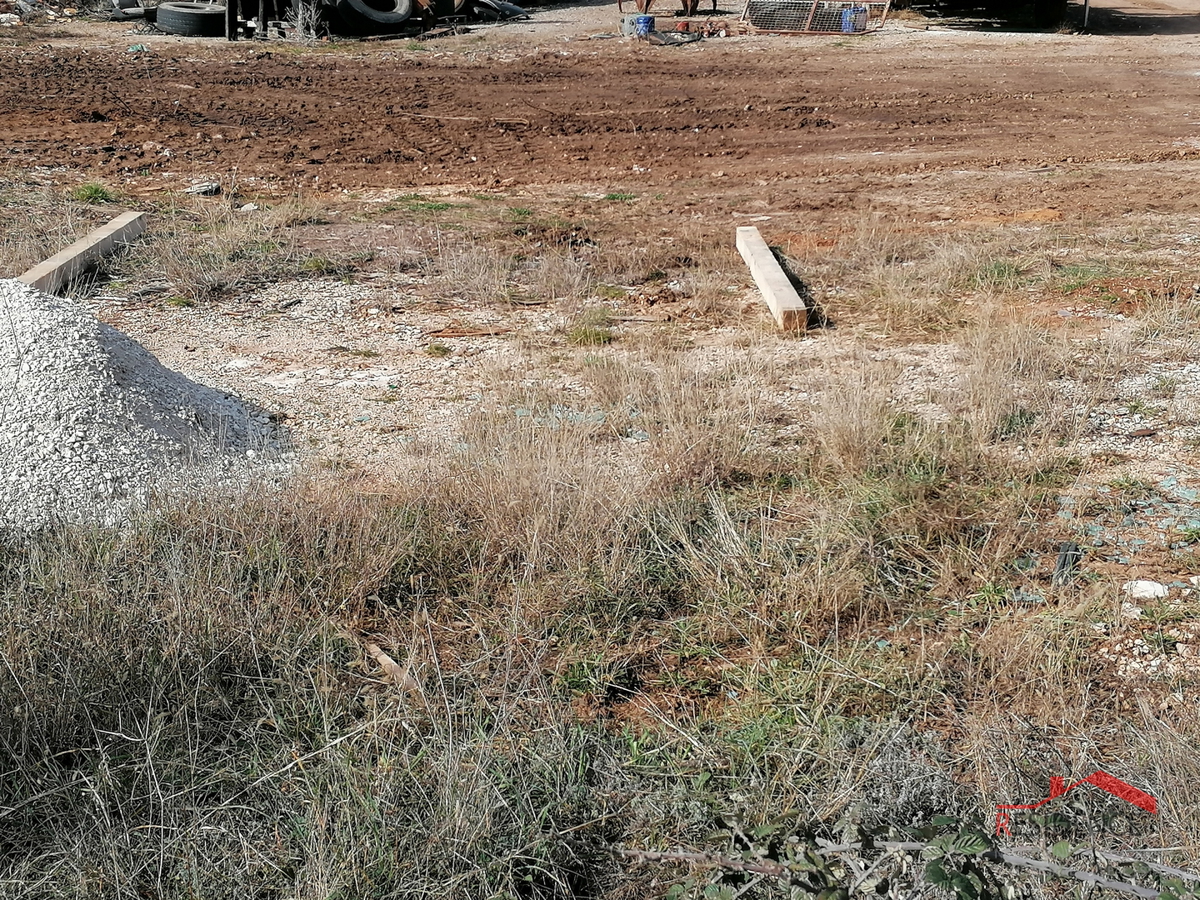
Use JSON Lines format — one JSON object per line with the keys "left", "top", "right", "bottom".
{"left": 0, "top": 279, "right": 281, "bottom": 528}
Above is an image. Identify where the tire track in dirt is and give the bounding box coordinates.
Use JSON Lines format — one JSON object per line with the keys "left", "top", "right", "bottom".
{"left": 0, "top": 42, "right": 1192, "bottom": 188}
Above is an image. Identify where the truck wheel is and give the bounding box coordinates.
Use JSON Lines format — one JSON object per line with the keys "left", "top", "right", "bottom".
{"left": 156, "top": 1, "right": 228, "bottom": 35}
{"left": 332, "top": 0, "right": 411, "bottom": 33}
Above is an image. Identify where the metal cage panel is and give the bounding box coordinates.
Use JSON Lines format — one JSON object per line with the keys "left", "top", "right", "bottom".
{"left": 742, "top": 0, "right": 889, "bottom": 33}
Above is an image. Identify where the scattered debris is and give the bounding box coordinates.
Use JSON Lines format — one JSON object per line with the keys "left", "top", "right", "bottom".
{"left": 469, "top": 0, "right": 527, "bottom": 20}
{"left": 185, "top": 182, "right": 222, "bottom": 196}
{"left": 742, "top": 0, "right": 889, "bottom": 33}
{"left": 1051, "top": 541, "right": 1083, "bottom": 586}
{"left": 414, "top": 24, "right": 470, "bottom": 39}
{"left": 1121, "top": 579, "right": 1168, "bottom": 601}
{"left": 646, "top": 29, "right": 702, "bottom": 44}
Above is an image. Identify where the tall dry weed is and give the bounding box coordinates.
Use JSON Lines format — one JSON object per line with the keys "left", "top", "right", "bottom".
{"left": 118, "top": 196, "right": 311, "bottom": 301}
{"left": 0, "top": 182, "right": 110, "bottom": 289}
{"left": 954, "top": 311, "right": 1071, "bottom": 445}
{"left": 810, "top": 357, "right": 899, "bottom": 473}
{"left": 434, "top": 238, "right": 513, "bottom": 304}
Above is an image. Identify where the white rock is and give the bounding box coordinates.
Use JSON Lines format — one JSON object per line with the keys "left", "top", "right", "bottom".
{"left": 1122, "top": 580, "right": 1168, "bottom": 601}
{"left": 1120, "top": 601, "right": 1144, "bottom": 620}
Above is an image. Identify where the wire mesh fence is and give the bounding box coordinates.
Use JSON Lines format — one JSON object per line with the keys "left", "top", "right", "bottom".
{"left": 742, "top": 0, "right": 890, "bottom": 32}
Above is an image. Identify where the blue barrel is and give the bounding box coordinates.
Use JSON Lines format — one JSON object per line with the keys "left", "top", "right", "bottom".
{"left": 840, "top": 5, "right": 867, "bottom": 31}
{"left": 633, "top": 14, "right": 654, "bottom": 35}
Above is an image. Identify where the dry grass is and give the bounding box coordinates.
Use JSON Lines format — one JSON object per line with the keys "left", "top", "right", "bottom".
{"left": 434, "top": 239, "right": 514, "bottom": 304}
{"left": 2, "top": 336, "right": 1194, "bottom": 896}
{"left": 0, "top": 180, "right": 112, "bottom": 285}
{"left": 4, "top": 191, "right": 1200, "bottom": 898}
{"left": 954, "top": 310, "right": 1073, "bottom": 444}
{"left": 784, "top": 215, "right": 1074, "bottom": 335}
{"left": 116, "top": 196, "right": 323, "bottom": 302}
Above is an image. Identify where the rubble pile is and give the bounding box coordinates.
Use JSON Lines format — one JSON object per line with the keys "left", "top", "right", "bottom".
{"left": 0, "top": 278, "right": 283, "bottom": 528}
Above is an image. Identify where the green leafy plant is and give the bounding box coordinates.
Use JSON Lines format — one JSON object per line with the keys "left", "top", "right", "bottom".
{"left": 627, "top": 812, "right": 1200, "bottom": 900}
{"left": 69, "top": 183, "right": 115, "bottom": 204}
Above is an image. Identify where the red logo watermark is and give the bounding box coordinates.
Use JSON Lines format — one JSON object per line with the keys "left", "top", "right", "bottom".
{"left": 995, "top": 771, "right": 1157, "bottom": 837}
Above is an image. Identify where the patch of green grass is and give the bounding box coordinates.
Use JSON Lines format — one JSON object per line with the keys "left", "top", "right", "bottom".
{"left": 972, "top": 259, "right": 1023, "bottom": 291}
{"left": 69, "top": 182, "right": 115, "bottom": 204}
{"left": 426, "top": 343, "right": 452, "bottom": 358}
{"left": 507, "top": 207, "right": 534, "bottom": 220}
{"left": 603, "top": 192, "right": 636, "bottom": 202}
{"left": 1152, "top": 375, "right": 1180, "bottom": 398}
{"left": 1056, "top": 263, "right": 1109, "bottom": 293}
{"left": 594, "top": 283, "right": 627, "bottom": 300}
{"left": 995, "top": 407, "right": 1037, "bottom": 439}
{"left": 577, "top": 306, "right": 613, "bottom": 327}
{"left": 384, "top": 193, "right": 457, "bottom": 214}
{"left": 1178, "top": 525, "right": 1200, "bottom": 545}
{"left": 164, "top": 295, "right": 195, "bottom": 308}
{"left": 568, "top": 325, "right": 614, "bottom": 346}
{"left": 1125, "top": 398, "right": 1162, "bottom": 417}
{"left": 301, "top": 255, "right": 351, "bottom": 277}
{"left": 1108, "top": 474, "right": 1153, "bottom": 498}
{"left": 325, "top": 345, "right": 381, "bottom": 358}
{"left": 966, "top": 581, "right": 1010, "bottom": 610}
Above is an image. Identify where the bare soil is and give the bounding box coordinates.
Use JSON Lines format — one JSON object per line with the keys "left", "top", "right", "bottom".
{"left": 1, "top": 6, "right": 1199, "bottom": 207}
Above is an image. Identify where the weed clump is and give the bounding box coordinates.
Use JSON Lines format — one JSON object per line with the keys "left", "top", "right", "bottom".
{"left": 69, "top": 182, "right": 115, "bottom": 204}
{"left": 569, "top": 307, "right": 614, "bottom": 345}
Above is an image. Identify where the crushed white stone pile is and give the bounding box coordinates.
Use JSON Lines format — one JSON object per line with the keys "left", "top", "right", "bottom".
{"left": 0, "top": 278, "right": 281, "bottom": 527}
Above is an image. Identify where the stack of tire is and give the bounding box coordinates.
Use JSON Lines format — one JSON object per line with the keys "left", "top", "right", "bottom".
{"left": 153, "top": 0, "right": 513, "bottom": 38}
{"left": 156, "top": 0, "right": 227, "bottom": 35}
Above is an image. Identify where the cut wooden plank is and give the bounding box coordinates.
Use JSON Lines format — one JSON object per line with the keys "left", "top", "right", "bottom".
{"left": 736, "top": 225, "right": 807, "bottom": 332}
{"left": 17, "top": 211, "right": 147, "bottom": 296}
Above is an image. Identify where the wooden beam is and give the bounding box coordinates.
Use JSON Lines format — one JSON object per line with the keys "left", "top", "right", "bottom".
{"left": 17, "top": 211, "right": 147, "bottom": 296}
{"left": 735, "top": 226, "right": 806, "bottom": 331}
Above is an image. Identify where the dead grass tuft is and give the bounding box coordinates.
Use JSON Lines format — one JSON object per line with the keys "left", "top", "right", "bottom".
{"left": 434, "top": 239, "right": 513, "bottom": 304}
{"left": 117, "top": 196, "right": 312, "bottom": 302}
{"left": 0, "top": 181, "right": 111, "bottom": 283}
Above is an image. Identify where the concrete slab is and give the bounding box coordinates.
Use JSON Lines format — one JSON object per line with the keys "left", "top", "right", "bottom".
{"left": 736, "top": 225, "right": 806, "bottom": 332}
{"left": 17, "top": 211, "right": 147, "bottom": 296}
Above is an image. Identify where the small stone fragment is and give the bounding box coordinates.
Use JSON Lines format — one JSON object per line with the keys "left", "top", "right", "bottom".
{"left": 1122, "top": 580, "right": 1168, "bottom": 601}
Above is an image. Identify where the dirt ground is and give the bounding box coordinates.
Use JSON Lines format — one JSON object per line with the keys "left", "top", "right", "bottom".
{"left": 2, "top": 1, "right": 1200, "bottom": 201}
